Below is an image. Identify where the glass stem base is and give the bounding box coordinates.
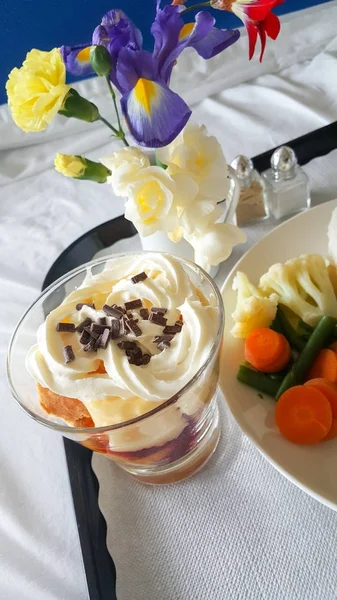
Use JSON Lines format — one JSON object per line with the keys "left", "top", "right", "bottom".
{"left": 118, "top": 402, "right": 220, "bottom": 485}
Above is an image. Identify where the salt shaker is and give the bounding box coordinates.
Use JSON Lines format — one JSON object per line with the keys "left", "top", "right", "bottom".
{"left": 262, "top": 146, "right": 311, "bottom": 219}
{"left": 231, "top": 155, "right": 269, "bottom": 226}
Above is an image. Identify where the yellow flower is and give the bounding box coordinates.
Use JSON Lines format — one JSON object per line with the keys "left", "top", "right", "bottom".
{"left": 6, "top": 48, "right": 70, "bottom": 133}
{"left": 54, "top": 154, "right": 85, "bottom": 178}
{"left": 54, "top": 154, "right": 111, "bottom": 183}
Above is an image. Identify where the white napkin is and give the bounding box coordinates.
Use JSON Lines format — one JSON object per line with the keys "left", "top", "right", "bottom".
{"left": 93, "top": 150, "right": 337, "bottom": 600}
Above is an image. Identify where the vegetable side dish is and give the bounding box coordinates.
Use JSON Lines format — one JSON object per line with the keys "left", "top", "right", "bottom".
{"left": 232, "top": 208, "right": 337, "bottom": 446}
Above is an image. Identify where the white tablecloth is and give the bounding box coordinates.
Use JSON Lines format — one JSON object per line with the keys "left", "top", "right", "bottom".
{"left": 1, "top": 3, "right": 337, "bottom": 599}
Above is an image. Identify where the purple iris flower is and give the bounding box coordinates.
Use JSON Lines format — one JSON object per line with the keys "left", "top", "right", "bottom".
{"left": 115, "top": 4, "right": 239, "bottom": 147}
{"left": 92, "top": 9, "right": 143, "bottom": 87}
{"left": 61, "top": 44, "right": 94, "bottom": 77}
{"left": 61, "top": 10, "right": 143, "bottom": 84}
{"left": 115, "top": 46, "right": 191, "bottom": 148}
{"left": 92, "top": 9, "right": 143, "bottom": 50}
{"left": 151, "top": 6, "right": 240, "bottom": 83}
{"left": 61, "top": 2, "right": 240, "bottom": 148}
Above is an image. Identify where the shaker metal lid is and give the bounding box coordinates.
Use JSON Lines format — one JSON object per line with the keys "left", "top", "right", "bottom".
{"left": 231, "top": 155, "right": 254, "bottom": 189}
{"left": 271, "top": 146, "right": 297, "bottom": 180}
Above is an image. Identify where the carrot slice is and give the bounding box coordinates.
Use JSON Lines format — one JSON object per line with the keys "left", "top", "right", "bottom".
{"left": 305, "top": 379, "right": 337, "bottom": 417}
{"left": 305, "top": 379, "right": 337, "bottom": 442}
{"left": 245, "top": 328, "right": 291, "bottom": 373}
{"left": 323, "top": 418, "right": 337, "bottom": 441}
{"left": 263, "top": 337, "right": 292, "bottom": 373}
{"left": 307, "top": 349, "right": 337, "bottom": 383}
{"left": 275, "top": 385, "right": 332, "bottom": 444}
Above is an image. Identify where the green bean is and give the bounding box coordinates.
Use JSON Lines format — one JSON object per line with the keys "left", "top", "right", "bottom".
{"left": 270, "top": 312, "right": 284, "bottom": 335}
{"left": 268, "top": 372, "right": 284, "bottom": 381}
{"left": 275, "top": 316, "right": 337, "bottom": 400}
{"left": 237, "top": 365, "right": 280, "bottom": 398}
{"left": 277, "top": 309, "right": 306, "bottom": 351}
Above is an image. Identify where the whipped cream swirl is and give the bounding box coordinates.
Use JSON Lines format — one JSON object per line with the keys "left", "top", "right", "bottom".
{"left": 26, "top": 254, "right": 219, "bottom": 425}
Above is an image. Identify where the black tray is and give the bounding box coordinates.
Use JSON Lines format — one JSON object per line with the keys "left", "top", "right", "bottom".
{"left": 42, "top": 121, "right": 337, "bottom": 600}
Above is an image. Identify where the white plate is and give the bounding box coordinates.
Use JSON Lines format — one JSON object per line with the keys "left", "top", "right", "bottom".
{"left": 220, "top": 199, "right": 337, "bottom": 511}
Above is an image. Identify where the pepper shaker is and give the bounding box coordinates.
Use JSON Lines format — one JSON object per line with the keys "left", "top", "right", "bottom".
{"left": 231, "top": 155, "right": 269, "bottom": 226}
{"left": 262, "top": 146, "right": 311, "bottom": 220}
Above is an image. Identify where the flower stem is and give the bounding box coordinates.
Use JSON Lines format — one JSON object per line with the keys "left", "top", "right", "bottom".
{"left": 99, "top": 115, "right": 120, "bottom": 136}
{"left": 106, "top": 77, "right": 129, "bottom": 147}
{"left": 183, "top": 1, "right": 211, "bottom": 14}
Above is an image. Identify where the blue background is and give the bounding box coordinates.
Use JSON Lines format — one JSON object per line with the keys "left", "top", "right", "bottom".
{"left": 1, "top": 0, "right": 332, "bottom": 104}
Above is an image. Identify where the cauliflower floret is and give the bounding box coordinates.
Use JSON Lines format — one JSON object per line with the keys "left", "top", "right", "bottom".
{"left": 259, "top": 254, "right": 337, "bottom": 326}
{"left": 231, "top": 272, "right": 278, "bottom": 338}
{"left": 328, "top": 207, "right": 337, "bottom": 265}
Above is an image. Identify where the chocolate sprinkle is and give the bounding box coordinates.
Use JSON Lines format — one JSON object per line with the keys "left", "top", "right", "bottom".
{"left": 150, "top": 307, "right": 167, "bottom": 315}
{"left": 140, "top": 308, "right": 149, "bottom": 320}
{"left": 127, "top": 351, "right": 143, "bottom": 366}
{"left": 112, "top": 303, "right": 126, "bottom": 314}
{"left": 94, "top": 335, "right": 103, "bottom": 350}
{"left": 126, "top": 312, "right": 137, "bottom": 321}
{"left": 118, "top": 341, "right": 137, "bottom": 350}
{"left": 163, "top": 325, "right": 182, "bottom": 335}
{"left": 98, "top": 328, "right": 111, "bottom": 349}
{"left": 56, "top": 322, "right": 75, "bottom": 332}
{"left": 131, "top": 272, "right": 148, "bottom": 284}
{"left": 91, "top": 323, "right": 106, "bottom": 336}
{"left": 157, "top": 340, "right": 171, "bottom": 351}
{"left": 103, "top": 304, "right": 123, "bottom": 318}
{"left": 63, "top": 345, "right": 75, "bottom": 363}
{"left": 79, "top": 330, "right": 91, "bottom": 345}
{"left": 126, "top": 347, "right": 142, "bottom": 359}
{"left": 175, "top": 320, "right": 183, "bottom": 329}
{"left": 76, "top": 317, "right": 92, "bottom": 333}
{"left": 153, "top": 335, "right": 174, "bottom": 343}
{"left": 125, "top": 319, "right": 142, "bottom": 337}
{"left": 83, "top": 340, "right": 96, "bottom": 352}
{"left": 97, "top": 317, "right": 107, "bottom": 326}
{"left": 76, "top": 302, "right": 95, "bottom": 311}
{"left": 124, "top": 299, "right": 143, "bottom": 311}
{"left": 142, "top": 354, "right": 151, "bottom": 365}
{"left": 84, "top": 326, "right": 100, "bottom": 340}
{"left": 110, "top": 319, "right": 122, "bottom": 339}
{"left": 149, "top": 312, "right": 167, "bottom": 326}
{"left": 119, "top": 318, "right": 126, "bottom": 336}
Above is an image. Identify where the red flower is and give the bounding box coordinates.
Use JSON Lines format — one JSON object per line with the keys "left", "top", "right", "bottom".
{"left": 210, "top": 0, "right": 284, "bottom": 61}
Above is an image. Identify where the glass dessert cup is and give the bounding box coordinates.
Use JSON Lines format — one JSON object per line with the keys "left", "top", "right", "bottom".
{"left": 7, "top": 253, "right": 224, "bottom": 485}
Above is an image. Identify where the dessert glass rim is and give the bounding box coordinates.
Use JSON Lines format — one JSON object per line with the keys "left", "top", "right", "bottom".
{"left": 7, "top": 251, "right": 224, "bottom": 435}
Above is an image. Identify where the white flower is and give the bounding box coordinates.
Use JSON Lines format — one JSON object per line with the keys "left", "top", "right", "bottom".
{"left": 157, "top": 122, "right": 229, "bottom": 204}
{"left": 125, "top": 166, "right": 198, "bottom": 237}
{"left": 184, "top": 223, "right": 247, "bottom": 272}
{"left": 100, "top": 147, "right": 150, "bottom": 196}
{"left": 100, "top": 127, "right": 245, "bottom": 272}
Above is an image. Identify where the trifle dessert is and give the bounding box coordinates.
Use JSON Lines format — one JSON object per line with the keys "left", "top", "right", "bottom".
{"left": 9, "top": 253, "right": 224, "bottom": 483}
